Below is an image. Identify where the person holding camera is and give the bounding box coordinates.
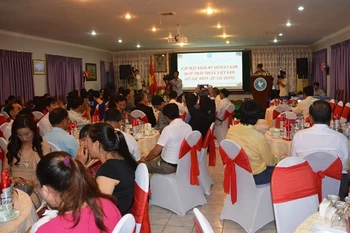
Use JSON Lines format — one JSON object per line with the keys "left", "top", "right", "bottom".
{"left": 168, "top": 71, "right": 183, "bottom": 100}
{"left": 277, "top": 71, "right": 289, "bottom": 100}
{"left": 132, "top": 69, "right": 142, "bottom": 94}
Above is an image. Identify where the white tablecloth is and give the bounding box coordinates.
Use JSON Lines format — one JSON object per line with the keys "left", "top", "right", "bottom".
{"left": 265, "top": 132, "right": 292, "bottom": 164}
{"left": 294, "top": 212, "right": 346, "bottom": 233}
{"left": 137, "top": 131, "right": 160, "bottom": 157}
{"left": 1, "top": 189, "right": 38, "bottom": 233}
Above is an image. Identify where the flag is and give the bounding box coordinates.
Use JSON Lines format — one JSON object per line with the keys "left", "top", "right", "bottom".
{"left": 148, "top": 57, "right": 157, "bottom": 96}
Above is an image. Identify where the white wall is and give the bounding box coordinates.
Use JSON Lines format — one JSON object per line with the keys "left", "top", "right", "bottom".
{"left": 0, "top": 30, "right": 112, "bottom": 96}
{"left": 313, "top": 26, "right": 350, "bottom": 96}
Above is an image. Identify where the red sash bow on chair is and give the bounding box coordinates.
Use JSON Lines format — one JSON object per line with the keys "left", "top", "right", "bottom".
{"left": 179, "top": 137, "right": 202, "bottom": 186}
{"left": 140, "top": 116, "right": 148, "bottom": 123}
{"left": 271, "top": 161, "right": 318, "bottom": 204}
{"left": 219, "top": 146, "right": 252, "bottom": 204}
{"left": 131, "top": 183, "right": 151, "bottom": 233}
{"left": 202, "top": 128, "right": 216, "bottom": 167}
{"left": 223, "top": 110, "right": 234, "bottom": 128}
{"left": 314, "top": 157, "right": 342, "bottom": 203}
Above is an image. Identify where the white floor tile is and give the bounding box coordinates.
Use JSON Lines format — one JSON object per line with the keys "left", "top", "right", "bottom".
{"left": 149, "top": 205, "right": 173, "bottom": 214}
{"left": 150, "top": 225, "right": 165, "bottom": 233}
{"left": 200, "top": 204, "right": 223, "bottom": 215}
{"left": 162, "top": 226, "right": 194, "bottom": 233}
{"left": 223, "top": 220, "right": 244, "bottom": 229}
{"left": 149, "top": 212, "right": 172, "bottom": 225}
{"left": 167, "top": 214, "right": 195, "bottom": 227}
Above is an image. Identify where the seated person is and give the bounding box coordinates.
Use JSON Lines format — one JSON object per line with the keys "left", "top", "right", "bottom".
{"left": 132, "top": 93, "right": 156, "bottom": 127}
{"left": 30, "top": 152, "right": 121, "bottom": 232}
{"left": 108, "top": 95, "right": 132, "bottom": 122}
{"left": 226, "top": 100, "right": 275, "bottom": 185}
{"left": 140, "top": 104, "right": 192, "bottom": 174}
{"left": 313, "top": 82, "right": 326, "bottom": 97}
{"left": 37, "top": 97, "right": 59, "bottom": 136}
{"left": 87, "top": 123, "right": 137, "bottom": 215}
{"left": 292, "top": 86, "right": 318, "bottom": 116}
{"left": 68, "top": 97, "right": 91, "bottom": 130}
{"left": 92, "top": 90, "right": 106, "bottom": 120}
{"left": 104, "top": 108, "right": 141, "bottom": 162}
{"left": 168, "top": 91, "right": 186, "bottom": 113}
{"left": 151, "top": 95, "right": 169, "bottom": 132}
{"left": 43, "top": 108, "right": 79, "bottom": 157}
{"left": 291, "top": 100, "right": 348, "bottom": 199}
{"left": 3, "top": 100, "right": 24, "bottom": 140}
{"left": 125, "top": 89, "right": 135, "bottom": 112}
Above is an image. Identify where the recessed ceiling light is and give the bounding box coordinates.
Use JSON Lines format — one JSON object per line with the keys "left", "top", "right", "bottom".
{"left": 124, "top": 13, "right": 132, "bottom": 19}
{"left": 279, "top": 33, "right": 283, "bottom": 36}
{"left": 151, "top": 27, "right": 157, "bottom": 32}
{"left": 226, "top": 40, "right": 230, "bottom": 44}
{"left": 223, "top": 33, "right": 227, "bottom": 39}
{"left": 91, "top": 30, "right": 96, "bottom": 36}
{"left": 273, "top": 38, "right": 278, "bottom": 43}
{"left": 216, "top": 23, "right": 222, "bottom": 29}
{"left": 136, "top": 44, "right": 140, "bottom": 48}
{"left": 286, "top": 21, "right": 291, "bottom": 27}
{"left": 298, "top": 6, "right": 304, "bottom": 11}
{"left": 205, "top": 8, "right": 214, "bottom": 15}
{"left": 179, "top": 42, "right": 184, "bottom": 46}
{"left": 118, "top": 39, "right": 122, "bottom": 43}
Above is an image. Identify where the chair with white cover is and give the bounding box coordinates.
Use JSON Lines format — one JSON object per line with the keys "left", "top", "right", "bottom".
{"left": 112, "top": 214, "right": 135, "bottom": 233}
{"left": 131, "top": 163, "right": 151, "bottom": 233}
{"left": 0, "top": 122, "right": 10, "bottom": 135}
{"left": 150, "top": 130, "right": 207, "bottom": 215}
{"left": 0, "top": 137, "right": 7, "bottom": 152}
{"left": 340, "top": 102, "right": 350, "bottom": 124}
{"left": 333, "top": 101, "right": 343, "bottom": 117}
{"left": 271, "top": 157, "right": 319, "bottom": 233}
{"left": 219, "top": 139, "right": 274, "bottom": 233}
{"left": 47, "top": 141, "right": 61, "bottom": 152}
{"left": 275, "top": 111, "right": 297, "bottom": 129}
{"left": 130, "top": 110, "right": 148, "bottom": 123}
{"left": 32, "top": 111, "right": 44, "bottom": 121}
{"left": 214, "top": 104, "right": 235, "bottom": 144}
{"left": 198, "top": 123, "right": 215, "bottom": 195}
{"left": 193, "top": 208, "right": 214, "bottom": 233}
{"left": 0, "top": 137, "right": 7, "bottom": 179}
{"left": 329, "top": 99, "right": 336, "bottom": 112}
{"left": 272, "top": 105, "right": 291, "bottom": 128}
{"left": 303, "top": 152, "right": 342, "bottom": 202}
{"left": 269, "top": 98, "right": 282, "bottom": 107}
{"left": 0, "top": 111, "right": 9, "bottom": 119}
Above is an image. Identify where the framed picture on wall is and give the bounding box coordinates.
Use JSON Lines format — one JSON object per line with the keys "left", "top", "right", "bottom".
{"left": 85, "top": 63, "right": 97, "bottom": 81}
{"left": 154, "top": 54, "right": 167, "bottom": 73}
{"left": 33, "top": 59, "right": 46, "bottom": 75}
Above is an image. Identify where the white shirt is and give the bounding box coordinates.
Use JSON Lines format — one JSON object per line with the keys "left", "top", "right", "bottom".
{"left": 37, "top": 113, "right": 52, "bottom": 137}
{"left": 172, "top": 78, "right": 183, "bottom": 97}
{"left": 168, "top": 99, "right": 186, "bottom": 114}
{"left": 314, "top": 88, "right": 326, "bottom": 97}
{"left": 279, "top": 78, "right": 289, "bottom": 97}
{"left": 68, "top": 110, "right": 89, "bottom": 130}
{"left": 291, "top": 124, "right": 349, "bottom": 173}
{"left": 215, "top": 95, "right": 221, "bottom": 110}
{"left": 135, "top": 74, "right": 142, "bottom": 91}
{"left": 4, "top": 120, "right": 13, "bottom": 141}
{"left": 216, "top": 98, "right": 231, "bottom": 120}
{"left": 292, "top": 96, "right": 318, "bottom": 116}
{"left": 157, "top": 118, "right": 192, "bottom": 164}
{"left": 118, "top": 130, "right": 141, "bottom": 162}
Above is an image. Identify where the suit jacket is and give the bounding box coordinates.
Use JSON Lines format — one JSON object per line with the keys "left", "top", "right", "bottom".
{"left": 133, "top": 104, "right": 157, "bottom": 127}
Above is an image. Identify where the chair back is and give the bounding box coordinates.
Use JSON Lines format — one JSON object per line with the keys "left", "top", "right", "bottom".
{"left": 47, "top": 141, "right": 61, "bottom": 152}
{"left": 271, "top": 157, "right": 318, "bottom": 233}
{"left": 0, "top": 111, "right": 9, "bottom": 119}
{"left": 0, "top": 114, "right": 9, "bottom": 126}
{"left": 193, "top": 208, "right": 214, "bottom": 233}
{"left": 329, "top": 99, "right": 336, "bottom": 111}
{"left": 303, "top": 152, "right": 342, "bottom": 202}
{"left": 176, "top": 131, "right": 202, "bottom": 185}
{"left": 0, "top": 122, "right": 10, "bottom": 135}
{"left": 202, "top": 123, "right": 216, "bottom": 166}
{"left": 275, "top": 112, "right": 297, "bottom": 129}
{"left": 272, "top": 105, "right": 291, "bottom": 119}
{"left": 333, "top": 101, "right": 344, "bottom": 117}
{"left": 269, "top": 98, "right": 282, "bottom": 107}
{"left": 341, "top": 102, "right": 350, "bottom": 122}
{"left": 0, "top": 137, "right": 7, "bottom": 152}
{"left": 112, "top": 214, "right": 135, "bottom": 233}
{"left": 131, "top": 163, "right": 151, "bottom": 233}
{"left": 131, "top": 110, "right": 148, "bottom": 123}
{"left": 32, "top": 111, "right": 44, "bottom": 121}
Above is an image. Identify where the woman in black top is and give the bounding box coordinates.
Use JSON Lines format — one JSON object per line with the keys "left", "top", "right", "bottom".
{"left": 86, "top": 123, "right": 137, "bottom": 215}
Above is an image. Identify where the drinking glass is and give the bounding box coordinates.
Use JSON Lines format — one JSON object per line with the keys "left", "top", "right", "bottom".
{"left": 325, "top": 195, "right": 340, "bottom": 222}
{"left": 331, "top": 201, "right": 347, "bottom": 231}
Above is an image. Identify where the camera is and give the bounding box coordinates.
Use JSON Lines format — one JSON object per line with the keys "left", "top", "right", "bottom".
{"left": 163, "top": 74, "right": 173, "bottom": 82}
{"left": 198, "top": 84, "right": 211, "bottom": 96}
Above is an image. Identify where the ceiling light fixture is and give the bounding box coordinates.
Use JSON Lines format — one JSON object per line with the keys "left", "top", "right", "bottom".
{"left": 179, "top": 42, "right": 184, "bottom": 46}
{"left": 223, "top": 33, "right": 227, "bottom": 39}
{"left": 118, "top": 39, "right": 122, "bottom": 43}
{"left": 124, "top": 13, "right": 132, "bottom": 19}
{"left": 216, "top": 23, "right": 222, "bottom": 29}
{"left": 286, "top": 21, "right": 291, "bottom": 27}
{"left": 136, "top": 44, "right": 140, "bottom": 48}
{"left": 273, "top": 38, "right": 278, "bottom": 43}
{"left": 298, "top": 6, "right": 304, "bottom": 11}
{"left": 91, "top": 30, "right": 96, "bottom": 36}
{"left": 205, "top": 8, "right": 214, "bottom": 15}
{"left": 152, "top": 27, "right": 157, "bottom": 32}
{"left": 279, "top": 33, "right": 283, "bottom": 36}
{"left": 226, "top": 40, "right": 230, "bottom": 44}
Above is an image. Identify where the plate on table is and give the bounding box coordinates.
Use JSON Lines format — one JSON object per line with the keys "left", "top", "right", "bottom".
{"left": 272, "top": 135, "right": 282, "bottom": 139}
{"left": 0, "top": 209, "right": 20, "bottom": 223}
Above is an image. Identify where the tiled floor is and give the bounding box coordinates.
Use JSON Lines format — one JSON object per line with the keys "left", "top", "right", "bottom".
{"left": 149, "top": 151, "right": 277, "bottom": 233}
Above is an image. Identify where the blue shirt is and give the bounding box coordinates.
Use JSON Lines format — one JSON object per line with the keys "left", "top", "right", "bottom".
{"left": 43, "top": 127, "right": 79, "bottom": 157}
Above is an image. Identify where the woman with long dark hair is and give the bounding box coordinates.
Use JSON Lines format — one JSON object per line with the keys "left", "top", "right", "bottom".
{"left": 31, "top": 152, "right": 121, "bottom": 232}
{"left": 4, "top": 113, "right": 51, "bottom": 208}
{"left": 87, "top": 123, "right": 137, "bottom": 215}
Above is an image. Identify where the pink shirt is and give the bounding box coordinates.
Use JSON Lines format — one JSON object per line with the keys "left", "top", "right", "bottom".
{"left": 36, "top": 198, "right": 121, "bottom": 233}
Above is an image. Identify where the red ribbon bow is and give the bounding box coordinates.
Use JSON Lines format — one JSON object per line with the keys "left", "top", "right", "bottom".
{"left": 314, "top": 157, "right": 342, "bottom": 203}
{"left": 223, "top": 110, "right": 234, "bottom": 128}
{"left": 219, "top": 146, "right": 252, "bottom": 204}
{"left": 202, "top": 128, "right": 216, "bottom": 167}
{"left": 179, "top": 137, "right": 202, "bottom": 186}
{"left": 131, "top": 183, "right": 151, "bottom": 233}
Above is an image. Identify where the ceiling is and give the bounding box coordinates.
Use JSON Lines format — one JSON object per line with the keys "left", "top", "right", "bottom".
{"left": 1, "top": 0, "right": 350, "bottom": 52}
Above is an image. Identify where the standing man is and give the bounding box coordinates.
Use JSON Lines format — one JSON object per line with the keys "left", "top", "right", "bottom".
{"left": 277, "top": 71, "right": 289, "bottom": 100}
{"left": 169, "top": 71, "right": 183, "bottom": 100}
{"left": 254, "top": 64, "right": 267, "bottom": 75}
{"left": 133, "top": 69, "right": 142, "bottom": 94}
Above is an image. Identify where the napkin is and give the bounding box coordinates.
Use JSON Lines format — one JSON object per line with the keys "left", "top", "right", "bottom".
{"left": 30, "top": 210, "right": 58, "bottom": 233}
{"left": 311, "top": 224, "right": 346, "bottom": 233}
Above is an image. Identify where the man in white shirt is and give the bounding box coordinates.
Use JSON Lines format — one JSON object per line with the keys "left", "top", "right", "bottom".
{"left": 291, "top": 100, "right": 349, "bottom": 199}
{"left": 68, "top": 97, "right": 91, "bottom": 130}
{"left": 213, "top": 87, "right": 221, "bottom": 109}
{"left": 169, "top": 71, "right": 183, "bottom": 98}
{"left": 216, "top": 88, "right": 231, "bottom": 125}
{"left": 168, "top": 91, "right": 186, "bottom": 114}
{"left": 277, "top": 71, "right": 289, "bottom": 100}
{"left": 37, "top": 97, "right": 59, "bottom": 136}
{"left": 313, "top": 82, "right": 326, "bottom": 97}
{"left": 104, "top": 108, "right": 141, "bottom": 161}
{"left": 133, "top": 69, "right": 142, "bottom": 93}
{"left": 141, "top": 103, "right": 192, "bottom": 174}
{"left": 292, "top": 86, "right": 318, "bottom": 116}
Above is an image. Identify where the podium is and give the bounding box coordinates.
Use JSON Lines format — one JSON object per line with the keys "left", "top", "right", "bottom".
{"left": 250, "top": 75, "right": 274, "bottom": 110}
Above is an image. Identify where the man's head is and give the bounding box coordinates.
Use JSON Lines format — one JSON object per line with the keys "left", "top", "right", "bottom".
{"left": 162, "top": 103, "right": 179, "bottom": 123}
{"left": 70, "top": 97, "right": 85, "bottom": 113}
{"left": 92, "top": 90, "right": 101, "bottom": 99}
{"left": 173, "top": 71, "right": 179, "bottom": 79}
{"left": 309, "top": 100, "right": 331, "bottom": 125}
{"left": 45, "top": 97, "right": 59, "bottom": 112}
{"left": 313, "top": 82, "right": 320, "bottom": 91}
{"left": 239, "top": 100, "right": 261, "bottom": 126}
{"left": 281, "top": 71, "right": 286, "bottom": 78}
{"left": 49, "top": 108, "right": 70, "bottom": 131}
{"left": 4, "top": 101, "right": 23, "bottom": 119}
{"left": 104, "top": 108, "right": 122, "bottom": 129}
{"left": 135, "top": 93, "right": 147, "bottom": 105}
{"left": 151, "top": 95, "right": 166, "bottom": 111}
{"left": 303, "top": 85, "right": 314, "bottom": 98}
{"left": 169, "top": 91, "right": 178, "bottom": 100}
{"left": 213, "top": 87, "right": 220, "bottom": 97}
{"left": 125, "top": 89, "right": 133, "bottom": 98}
{"left": 115, "top": 95, "right": 127, "bottom": 112}
{"left": 257, "top": 63, "right": 263, "bottom": 71}
{"left": 219, "top": 88, "right": 229, "bottom": 100}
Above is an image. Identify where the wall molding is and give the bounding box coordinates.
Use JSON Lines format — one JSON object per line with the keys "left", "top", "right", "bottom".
{"left": 313, "top": 25, "right": 350, "bottom": 46}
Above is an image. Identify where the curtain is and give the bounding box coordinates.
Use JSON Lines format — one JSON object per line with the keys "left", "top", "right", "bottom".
{"left": 0, "top": 49, "right": 34, "bottom": 104}
{"left": 46, "top": 54, "right": 82, "bottom": 102}
{"left": 252, "top": 47, "right": 312, "bottom": 93}
{"left": 330, "top": 40, "right": 350, "bottom": 100}
{"left": 100, "top": 61, "right": 106, "bottom": 89}
{"left": 312, "top": 49, "right": 327, "bottom": 90}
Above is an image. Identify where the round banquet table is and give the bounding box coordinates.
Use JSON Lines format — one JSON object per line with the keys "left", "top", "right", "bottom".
{"left": 294, "top": 212, "right": 346, "bottom": 233}
{"left": 137, "top": 131, "right": 160, "bottom": 157}
{"left": 265, "top": 132, "right": 292, "bottom": 164}
{"left": 1, "top": 189, "right": 39, "bottom": 233}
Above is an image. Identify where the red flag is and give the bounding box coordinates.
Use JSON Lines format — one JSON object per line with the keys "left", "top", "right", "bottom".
{"left": 148, "top": 57, "right": 157, "bottom": 96}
